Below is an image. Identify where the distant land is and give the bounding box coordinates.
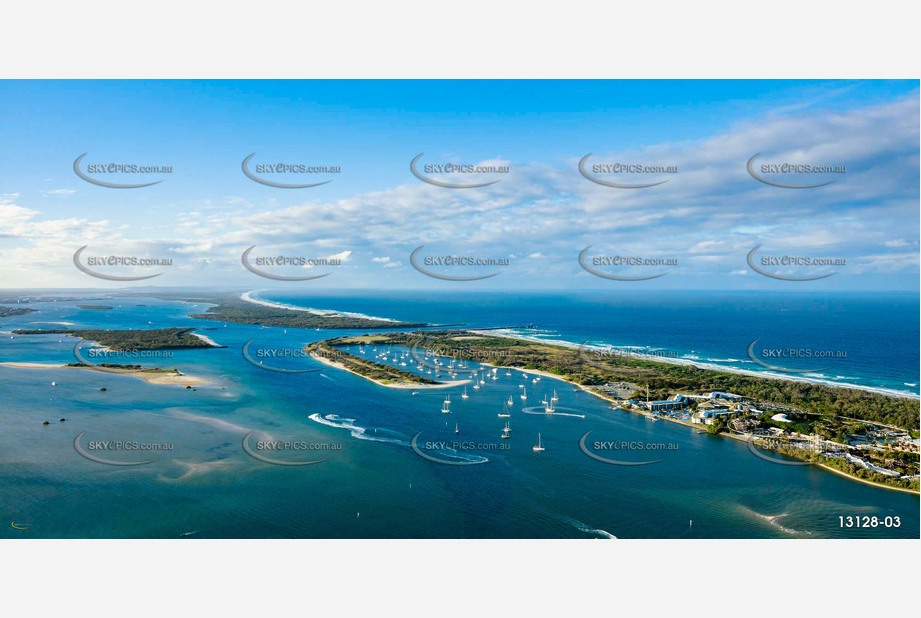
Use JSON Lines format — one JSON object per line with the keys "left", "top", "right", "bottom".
{"left": 187, "top": 294, "right": 427, "bottom": 330}
{"left": 12, "top": 327, "right": 222, "bottom": 351}
{"left": 0, "top": 306, "right": 36, "bottom": 318}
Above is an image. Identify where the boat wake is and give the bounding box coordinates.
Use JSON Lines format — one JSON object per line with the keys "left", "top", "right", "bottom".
{"left": 556, "top": 514, "right": 617, "bottom": 539}
{"left": 743, "top": 507, "right": 812, "bottom": 536}
{"left": 308, "top": 413, "right": 408, "bottom": 446}
{"left": 521, "top": 406, "right": 586, "bottom": 419}
{"left": 429, "top": 449, "right": 490, "bottom": 464}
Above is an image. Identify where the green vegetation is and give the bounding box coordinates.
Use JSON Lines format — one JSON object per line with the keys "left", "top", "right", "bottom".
{"left": 347, "top": 330, "right": 918, "bottom": 431}
{"left": 189, "top": 298, "right": 426, "bottom": 330}
{"left": 0, "top": 306, "right": 35, "bottom": 318}
{"left": 66, "top": 362, "right": 179, "bottom": 374}
{"left": 305, "top": 340, "right": 436, "bottom": 385}
{"left": 13, "top": 327, "right": 219, "bottom": 351}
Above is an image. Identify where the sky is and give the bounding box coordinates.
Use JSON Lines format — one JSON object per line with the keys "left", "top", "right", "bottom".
{"left": 0, "top": 79, "right": 917, "bottom": 291}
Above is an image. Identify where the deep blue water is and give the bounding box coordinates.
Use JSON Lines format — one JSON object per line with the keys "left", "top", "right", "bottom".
{"left": 0, "top": 290, "right": 917, "bottom": 539}
{"left": 257, "top": 289, "right": 920, "bottom": 396}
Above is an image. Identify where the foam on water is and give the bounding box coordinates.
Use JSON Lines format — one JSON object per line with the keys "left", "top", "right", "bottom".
{"left": 308, "top": 413, "right": 408, "bottom": 445}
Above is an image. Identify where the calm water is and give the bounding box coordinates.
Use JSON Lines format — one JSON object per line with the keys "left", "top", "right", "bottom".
{"left": 0, "top": 291, "right": 917, "bottom": 538}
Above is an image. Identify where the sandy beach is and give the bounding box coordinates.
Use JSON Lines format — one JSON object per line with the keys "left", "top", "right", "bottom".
{"left": 0, "top": 361, "right": 207, "bottom": 386}
{"left": 190, "top": 332, "right": 221, "bottom": 347}
{"left": 240, "top": 290, "right": 400, "bottom": 323}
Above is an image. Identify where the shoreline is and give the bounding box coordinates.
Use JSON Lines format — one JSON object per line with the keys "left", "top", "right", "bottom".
{"left": 470, "top": 329, "right": 920, "bottom": 400}
{"left": 0, "top": 361, "right": 208, "bottom": 386}
{"left": 309, "top": 352, "right": 470, "bottom": 390}
{"left": 240, "top": 290, "right": 401, "bottom": 323}
{"left": 190, "top": 332, "right": 221, "bottom": 347}
{"left": 446, "top": 360, "right": 921, "bottom": 495}
{"left": 816, "top": 462, "right": 920, "bottom": 495}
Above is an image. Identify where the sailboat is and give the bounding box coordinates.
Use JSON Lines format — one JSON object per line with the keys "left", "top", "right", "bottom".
{"left": 505, "top": 370, "right": 512, "bottom": 377}
{"left": 461, "top": 387, "right": 469, "bottom": 399}
{"left": 455, "top": 423, "right": 459, "bottom": 434}
{"left": 507, "top": 395, "right": 514, "bottom": 406}
{"left": 520, "top": 386, "right": 527, "bottom": 401}
{"left": 532, "top": 433, "right": 545, "bottom": 452}
{"left": 501, "top": 421, "right": 511, "bottom": 439}
{"left": 545, "top": 397, "right": 555, "bottom": 413}
{"left": 498, "top": 402, "right": 511, "bottom": 418}
{"left": 441, "top": 394, "right": 451, "bottom": 414}
{"left": 551, "top": 389, "right": 558, "bottom": 403}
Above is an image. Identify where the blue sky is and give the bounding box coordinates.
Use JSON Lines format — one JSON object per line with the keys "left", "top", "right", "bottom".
{"left": 0, "top": 79, "right": 917, "bottom": 290}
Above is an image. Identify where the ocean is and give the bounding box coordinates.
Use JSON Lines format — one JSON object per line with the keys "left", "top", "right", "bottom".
{"left": 0, "top": 289, "right": 917, "bottom": 539}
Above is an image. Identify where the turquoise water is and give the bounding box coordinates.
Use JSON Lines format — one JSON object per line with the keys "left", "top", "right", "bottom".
{"left": 0, "top": 293, "right": 917, "bottom": 538}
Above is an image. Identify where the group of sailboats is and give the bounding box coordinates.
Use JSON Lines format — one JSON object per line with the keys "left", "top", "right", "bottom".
{"left": 425, "top": 364, "right": 553, "bottom": 452}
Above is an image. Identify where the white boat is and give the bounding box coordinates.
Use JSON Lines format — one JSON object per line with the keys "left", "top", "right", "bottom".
{"left": 498, "top": 402, "right": 511, "bottom": 418}
{"left": 545, "top": 398, "right": 555, "bottom": 413}
{"left": 455, "top": 423, "right": 459, "bottom": 434}
{"left": 442, "top": 394, "right": 451, "bottom": 414}
{"left": 551, "top": 389, "right": 558, "bottom": 402}
{"left": 503, "top": 421, "right": 511, "bottom": 434}
{"left": 532, "top": 433, "right": 545, "bottom": 452}
{"left": 461, "top": 387, "right": 469, "bottom": 399}
{"left": 505, "top": 370, "right": 512, "bottom": 377}
{"left": 507, "top": 396, "right": 514, "bottom": 406}
{"left": 473, "top": 383, "right": 480, "bottom": 390}
{"left": 520, "top": 386, "right": 527, "bottom": 401}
